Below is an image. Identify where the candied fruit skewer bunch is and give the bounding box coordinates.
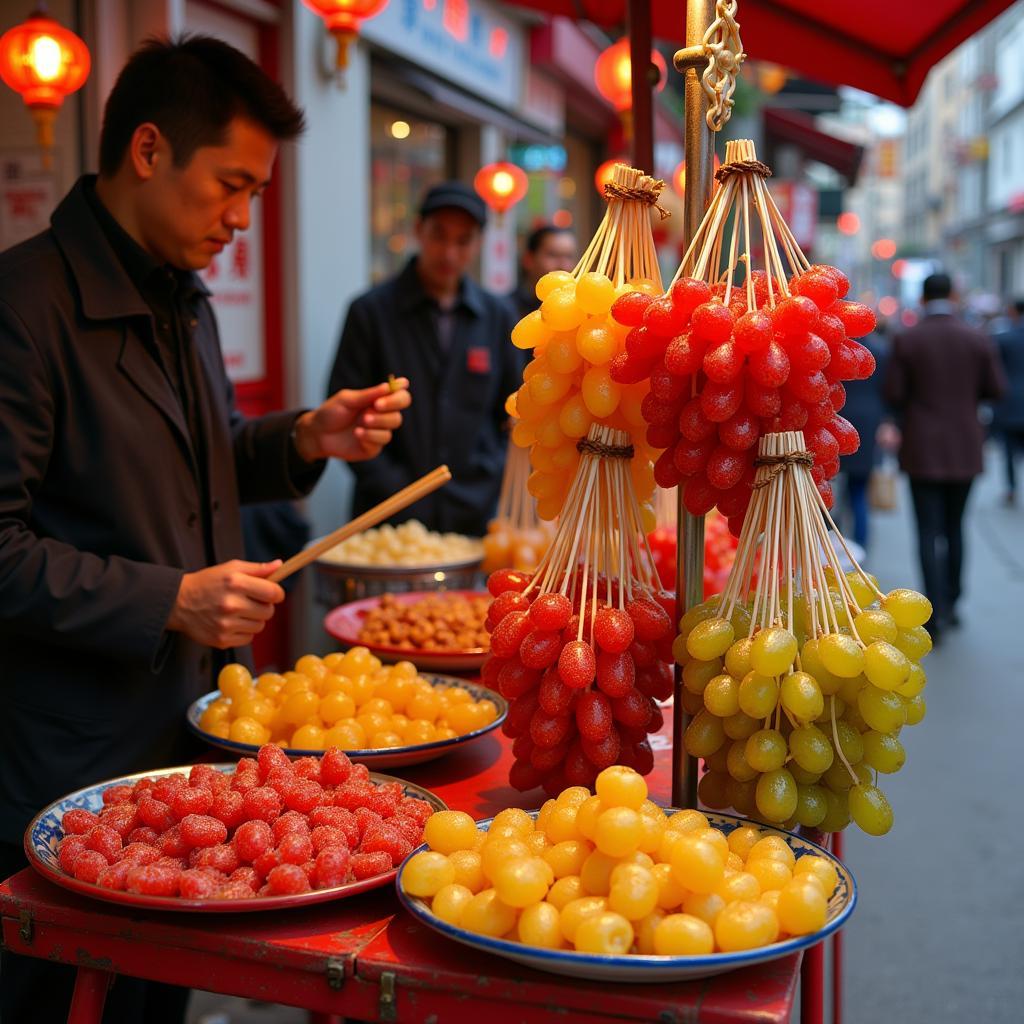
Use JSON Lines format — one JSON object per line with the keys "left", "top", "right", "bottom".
{"left": 483, "top": 419, "right": 558, "bottom": 573}
{"left": 481, "top": 424, "right": 676, "bottom": 797}
{"left": 55, "top": 744, "right": 436, "bottom": 900}
{"left": 619, "top": 139, "right": 875, "bottom": 532}
{"left": 508, "top": 164, "right": 667, "bottom": 524}
{"left": 402, "top": 766, "right": 841, "bottom": 954}
{"left": 677, "top": 430, "right": 932, "bottom": 837}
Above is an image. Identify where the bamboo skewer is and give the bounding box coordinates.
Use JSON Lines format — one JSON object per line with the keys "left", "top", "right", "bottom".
{"left": 268, "top": 465, "right": 452, "bottom": 583}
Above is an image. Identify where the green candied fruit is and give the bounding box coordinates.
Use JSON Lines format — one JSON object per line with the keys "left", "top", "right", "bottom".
{"left": 686, "top": 617, "right": 735, "bottom": 662}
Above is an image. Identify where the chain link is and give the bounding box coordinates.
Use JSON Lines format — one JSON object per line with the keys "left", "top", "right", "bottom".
{"left": 701, "top": 0, "right": 746, "bottom": 131}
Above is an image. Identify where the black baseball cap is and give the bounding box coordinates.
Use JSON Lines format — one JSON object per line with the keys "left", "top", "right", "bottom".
{"left": 419, "top": 181, "right": 487, "bottom": 227}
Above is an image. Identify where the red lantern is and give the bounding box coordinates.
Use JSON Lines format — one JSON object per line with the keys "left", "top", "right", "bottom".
{"left": 0, "top": 8, "right": 90, "bottom": 164}
{"left": 594, "top": 157, "right": 628, "bottom": 195}
{"left": 672, "top": 154, "right": 722, "bottom": 197}
{"left": 594, "top": 37, "right": 667, "bottom": 113}
{"left": 474, "top": 161, "right": 528, "bottom": 218}
{"left": 303, "top": 0, "right": 389, "bottom": 70}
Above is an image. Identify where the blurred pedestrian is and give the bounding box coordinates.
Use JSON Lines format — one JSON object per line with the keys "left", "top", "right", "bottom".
{"left": 508, "top": 224, "right": 577, "bottom": 320}
{"left": 883, "top": 273, "right": 1006, "bottom": 639}
{"left": 994, "top": 299, "right": 1024, "bottom": 505}
{"left": 329, "top": 182, "right": 521, "bottom": 535}
{"left": 838, "top": 327, "right": 888, "bottom": 551}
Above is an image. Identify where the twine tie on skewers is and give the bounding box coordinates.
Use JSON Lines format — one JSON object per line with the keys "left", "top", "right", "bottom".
{"left": 715, "top": 159, "right": 772, "bottom": 182}
{"left": 603, "top": 179, "right": 671, "bottom": 220}
{"left": 576, "top": 437, "right": 636, "bottom": 460}
{"left": 752, "top": 450, "right": 815, "bottom": 489}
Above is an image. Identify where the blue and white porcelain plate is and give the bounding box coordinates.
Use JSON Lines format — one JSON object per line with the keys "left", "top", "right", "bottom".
{"left": 396, "top": 809, "right": 856, "bottom": 983}
{"left": 26, "top": 764, "right": 446, "bottom": 912}
{"left": 187, "top": 673, "right": 507, "bottom": 769}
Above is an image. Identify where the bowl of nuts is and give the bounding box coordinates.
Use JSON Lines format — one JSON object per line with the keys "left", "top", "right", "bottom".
{"left": 313, "top": 521, "right": 484, "bottom": 607}
{"left": 324, "top": 591, "right": 491, "bottom": 672}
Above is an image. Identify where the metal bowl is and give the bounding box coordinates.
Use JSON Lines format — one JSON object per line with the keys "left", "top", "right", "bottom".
{"left": 313, "top": 554, "right": 485, "bottom": 608}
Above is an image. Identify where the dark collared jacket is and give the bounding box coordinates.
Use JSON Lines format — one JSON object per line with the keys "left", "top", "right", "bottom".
{"left": 883, "top": 312, "right": 1005, "bottom": 481}
{"left": 329, "top": 258, "right": 521, "bottom": 535}
{"left": 0, "top": 178, "right": 321, "bottom": 842}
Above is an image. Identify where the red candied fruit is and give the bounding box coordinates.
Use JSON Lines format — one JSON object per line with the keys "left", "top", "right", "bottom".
{"left": 795, "top": 269, "right": 839, "bottom": 310}
{"left": 519, "top": 630, "right": 562, "bottom": 670}
{"left": 85, "top": 825, "right": 122, "bottom": 861}
{"left": 678, "top": 397, "right": 716, "bottom": 442}
{"left": 242, "top": 787, "right": 282, "bottom": 825}
{"left": 178, "top": 869, "right": 217, "bottom": 900}
{"left": 151, "top": 774, "right": 187, "bottom": 804}
{"left": 673, "top": 436, "right": 713, "bottom": 476}
{"left": 490, "top": 610, "right": 533, "bottom": 659}
{"left": 642, "top": 297, "right": 689, "bottom": 338}
{"left": 653, "top": 448, "right": 683, "bottom": 490}
{"left": 98, "top": 803, "right": 137, "bottom": 839}
{"left": 277, "top": 833, "right": 314, "bottom": 865}
{"left": 744, "top": 379, "right": 782, "bottom": 417}
{"left": 595, "top": 650, "right": 635, "bottom": 698}
{"left": 650, "top": 365, "right": 688, "bottom": 403}
{"left": 637, "top": 662, "right": 674, "bottom": 702}
{"left": 137, "top": 797, "right": 175, "bottom": 832}
{"left": 180, "top": 814, "right": 228, "bottom": 849}
{"left": 172, "top": 786, "right": 213, "bottom": 820}
{"left": 360, "top": 823, "right": 413, "bottom": 864}
{"left": 509, "top": 758, "right": 545, "bottom": 793}
{"left": 487, "top": 590, "right": 531, "bottom": 629}
{"left": 663, "top": 331, "right": 704, "bottom": 377}
{"left": 626, "top": 326, "right": 664, "bottom": 362}
{"left": 817, "top": 480, "right": 836, "bottom": 509}
{"left": 529, "top": 709, "right": 574, "bottom": 749}
{"left": 126, "top": 863, "right": 180, "bottom": 897}
{"left": 210, "top": 790, "right": 246, "bottom": 831}
{"left": 703, "top": 340, "right": 744, "bottom": 383}
{"left": 832, "top": 300, "right": 875, "bottom": 338}
{"left": 192, "top": 844, "right": 239, "bottom": 875}
{"left": 487, "top": 568, "right": 531, "bottom": 597}
{"left": 612, "top": 689, "right": 655, "bottom": 729}
{"left": 748, "top": 341, "right": 791, "bottom": 388}
{"left": 333, "top": 784, "right": 374, "bottom": 811}
{"left": 733, "top": 310, "right": 773, "bottom": 353}
{"left": 530, "top": 737, "right": 570, "bottom": 773}
{"left": 699, "top": 380, "right": 743, "bottom": 423}
{"left": 772, "top": 295, "right": 819, "bottom": 336}
{"left": 353, "top": 806, "right": 383, "bottom": 839}
{"left": 788, "top": 333, "right": 831, "bottom": 374}
{"left": 502, "top": 691, "right": 540, "bottom": 740}
{"left": 706, "top": 446, "right": 748, "bottom": 490}
{"left": 575, "top": 690, "right": 613, "bottom": 742}
{"left": 626, "top": 597, "right": 671, "bottom": 642}
{"left": 101, "top": 785, "right": 133, "bottom": 806}
{"left": 311, "top": 825, "right": 349, "bottom": 855}
{"left": 96, "top": 861, "right": 132, "bottom": 891}
{"left": 528, "top": 592, "right": 572, "bottom": 633}
{"left": 188, "top": 763, "right": 222, "bottom": 789}
{"left": 682, "top": 473, "right": 718, "bottom": 516}
{"left": 217, "top": 880, "right": 258, "bottom": 900}
{"left": 58, "top": 837, "right": 87, "bottom": 874}
{"left": 719, "top": 409, "right": 759, "bottom": 450}
{"left": 563, "top": 741, "right": 599, "bottom": 788}
{"left": 646, "top": 422, "right": 679, "bottom": 450}
{"left": 830, "top": 414, "right": 860, "bottom": 455}
{"left": 557, "top": 640, "right": 597, "bottom": 690}
{"left": 255, "top": 743, "right": 291, "bottom": 782}
{"left": 233, "top": 819, "right": 274, "bottom": 863}
{"left": 611, "top": 289, "right": 654, "bottom": 327}
{"left": 496, "top": 661, "right": 541, "bottom": 701}
{"left": 272, "top": 811, "right": 310, "bottom": 843}
{"left": 608, "top": 350, "right": 652, "bottom": 386}
{"left": 292, "top": 756, "right": 322, "bottom": 783}
{"left": 593, "top": 607, "right": 635, "bottom": 653}
{"left": 314, "top": 847, "right": 352, "bottom": 888}
{"left": 640, "top": 390, "right": 680, "bottom": 426}
{"left": 361, "top": 785, "right": 400, "bottom": 819}
{"left": 116, "top": 842, "right": 160, "bottom": 866}
{"left": 323, "top": 749, "right": 356, "bottom": 789}
{"left": 538, "top": 666, "right": 576, "bottom": 715}
{"left": 252, "top": 850, "right": 280, "bottom": 880}
{"left": 266, "top": 863, "right": 311, "bottom": 895}
{"left": 230, "top": 866, "right": 260, "bottom": 890}
{"left": 581, "top": 730, "right": 622, "bottom": 770}
{"left": 670, "top": 277, "right": 712, "bottom": 319}
{"left": 62, "top": 808, "right": 99, "bottom": 836}
{"left": 351, "top": 851, "right": 393, "bottom": 880}
{"left": 691, "top": 301, "right": 734, "bottom": 346}
{"left": 280, "top": 778, "right": 323, "bottom": 815}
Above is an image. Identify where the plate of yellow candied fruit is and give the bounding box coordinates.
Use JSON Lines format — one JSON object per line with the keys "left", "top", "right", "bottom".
{"left": 188, "top": 649, "right": 506, "bottom": 769}
{"left": 397, "top": 765, "right": 855, "bottom": 982}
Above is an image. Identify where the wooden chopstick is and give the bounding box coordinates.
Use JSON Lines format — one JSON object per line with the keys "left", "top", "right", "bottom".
{"left": 268, "top": 465, "right": 452, "bottom": 583}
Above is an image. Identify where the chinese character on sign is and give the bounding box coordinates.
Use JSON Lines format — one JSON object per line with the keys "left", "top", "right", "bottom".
{"left": 443, "top": 0, "right": 469, "bottom": 42}
{"left": 232, "top": 238, "right": 250, "bottom": 280}
{"left": 205, "top": 256, "right": 219, "bottom": 281}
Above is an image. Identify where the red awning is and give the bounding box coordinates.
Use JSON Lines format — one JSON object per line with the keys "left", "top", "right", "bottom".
{"left": 507, "top": 0, "right": 1015, "bottom": 106}
{"left": 763, "top": 107, "right": 864, "bottom": 181}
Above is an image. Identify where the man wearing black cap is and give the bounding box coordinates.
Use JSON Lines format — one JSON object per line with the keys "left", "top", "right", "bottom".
{"left": 328, "top": 181, "right": 522, "bottom": 535}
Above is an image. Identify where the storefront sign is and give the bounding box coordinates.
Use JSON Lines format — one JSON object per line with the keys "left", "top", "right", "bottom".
{"left": 199, "top": 201, "right": 265, "bottom": 384}
{"left": 362, "top": 0, "right": 523, "bottom": 109}
{"left": 0, "top": 151, "right": 55, "bottom": 251}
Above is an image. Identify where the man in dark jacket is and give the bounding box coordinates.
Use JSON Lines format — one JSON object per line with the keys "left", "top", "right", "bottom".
{"left": 884, "top": 274, "right": 1005, "bottom": 637}
{"left": 329, "top": 182, "right": 521, "bottom": 536}
{"left": 507, "top": 223, "right": 578, "bottom": 321}
{"left": 994, "top": 299, "right": 1024, "bottom": 503}
{"left": 0, "top": 37, "right": 409, "bottom": 1022}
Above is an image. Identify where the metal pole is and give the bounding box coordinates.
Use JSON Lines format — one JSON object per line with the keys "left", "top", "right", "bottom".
{"left": 628, "top": 0, "right": 655, "bottom": 175}
{"left": 671, "top": 0, "right": 716, "bottom": 810}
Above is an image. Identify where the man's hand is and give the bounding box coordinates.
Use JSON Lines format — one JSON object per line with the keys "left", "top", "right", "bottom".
{"left": 167, "top": 560, "right": 285, "bottom": 649}
{"left": 292, "top": 379, "right": 411, "bottom": 464}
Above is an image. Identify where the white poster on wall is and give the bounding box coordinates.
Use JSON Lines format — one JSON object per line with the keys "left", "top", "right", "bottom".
{"left": 0, "top": 151, "right": 56, "bottom": 251}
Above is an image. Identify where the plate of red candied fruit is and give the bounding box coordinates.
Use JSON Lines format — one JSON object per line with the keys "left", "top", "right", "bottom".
{"left": 25, "top": 745, "right": 446, "bottom": 912}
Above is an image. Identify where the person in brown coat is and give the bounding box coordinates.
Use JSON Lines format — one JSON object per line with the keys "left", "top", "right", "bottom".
{"left": 883, "top": 273, "right": 1006, "bottom": 638}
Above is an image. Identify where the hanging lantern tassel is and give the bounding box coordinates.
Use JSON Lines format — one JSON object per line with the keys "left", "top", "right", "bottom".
{"left": 303, "top": 0, "right": 389, "bottom": 73}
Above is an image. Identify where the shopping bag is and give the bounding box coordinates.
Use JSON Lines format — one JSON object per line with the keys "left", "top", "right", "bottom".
{"left": 869, "top": 457, "right": 898, "bottom": 512}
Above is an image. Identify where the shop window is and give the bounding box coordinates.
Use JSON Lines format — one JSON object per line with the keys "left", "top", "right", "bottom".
{"left": 370, "top": 103, "right": 451, "bottom": 282}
